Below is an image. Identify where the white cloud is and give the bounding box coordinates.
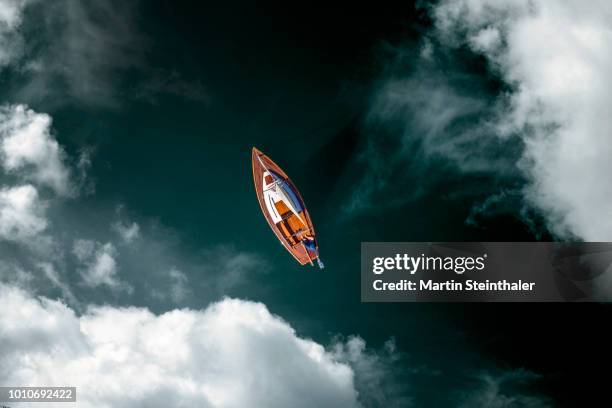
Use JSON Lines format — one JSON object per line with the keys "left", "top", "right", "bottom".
{"left": 37, "top": 262, "right": 78, "bottom": 306}
{"left": 152, "top": 267, "right": 191, "bottom": 304}
{"left": 214, "top": 248, "right": 269, "bottom": 293}
{"left": 14, "top": 0, "right": 144, "bottom": 107}
{"left": 0, "top": 103, "right": 91, "bottom": 287}
{"left": 469, "top": 26, "right": 501, "bottom": 52}
{"left": 0, "top": 0, "right": 29, "bottom": 27}
{"left": 350, "top": 68, "right": 515, "bottom": 215}
{"left": 432, "top": 0, "right": 612, "bottom": 240}
{"left": 0, "top": 0, "right": 33, "bottom": 66}
{"left": 73, "top": 239, "right": 130, "bottom": 292}
{"left": 0, "top": 104, "right": 73, "bottom": 195}
{"left": 112, "top": 220, "right": 140, "bottom": 244}
{"left": 0, "top": 184, "right": 46, "bottom": 242}
{"left": 0, "top": 260, "right": 33, "bottom": 288}
{"left": 332, "top": 337, "right": 413, "bottom": 408}
{"left": 0, "top": 283, "right": 363, "bottom": 408}
{"left": 168, "top": 267, "right": 189, "bottom": 303}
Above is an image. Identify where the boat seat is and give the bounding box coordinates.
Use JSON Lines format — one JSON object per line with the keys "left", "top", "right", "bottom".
{"left": 290, "top": 227, "right": 312, "bottom": 238}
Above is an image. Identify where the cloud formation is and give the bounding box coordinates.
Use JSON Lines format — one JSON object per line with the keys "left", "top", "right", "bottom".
{"left": 72, "top": 239, "right": 130, "bottom": 292}
{"left": 458, "top": 369, "right": 552, "bottom": 408}
{"left": 0, "top": 104, "right": 73, "bottom": 195}
{"left": 0, "top": 184, "right": 46, "bottom": 242}
{"left": 0, "top": 102, "right": 78, "bottom": 295}
{"left": 0, "top": 102, "right": 264, "bottom": 305}
{"left": 348, "top": 67, "right": 517, "bottom": 215}
{"left": 0, "top": 282, "right": 553, "bottom": 407}
{"left": 361, "top": 0, "right": 612, "bottom": 240}
{"left": 167, "top": 267, "right": 190, "bottom": 303}
{"left": 112, "top": 220, "right": 140, "bottom": 244}
{"left": 0, "top": 0, "right": 33, "bottom": 66}
{"left": 1, "top": 0, "right": 207, "bottom": 108}
{"left": 332, "top": 336, "right": 413, "bottom": 407}
{"left": 0, "top": 283, "right": 364, "bottom": 408}
{"left": 11, "top": 0, "right": 144, "bottom": 107}
{"left": 432, "top": 0, "right": 612, "bottom": 241}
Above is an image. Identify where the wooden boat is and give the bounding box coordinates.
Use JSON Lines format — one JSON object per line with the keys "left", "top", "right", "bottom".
{"left": 252, "top": 147, "right": 323, "bottom": 268}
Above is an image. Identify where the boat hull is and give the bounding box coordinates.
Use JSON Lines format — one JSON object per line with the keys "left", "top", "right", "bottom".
{"left": 252, "top": 147, "right": 319, "bottom": 266}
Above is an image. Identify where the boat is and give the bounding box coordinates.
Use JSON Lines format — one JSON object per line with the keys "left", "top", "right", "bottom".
{"left": 252, "top": 147, "right": 323, "bottom": 268}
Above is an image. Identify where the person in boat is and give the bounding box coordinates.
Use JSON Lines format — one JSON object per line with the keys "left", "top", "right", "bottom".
{"left": 301, "top": 236, "right": 325, "bottom": 269}
{"left": 302, "top": 235, "right": 316, "bottom": 252}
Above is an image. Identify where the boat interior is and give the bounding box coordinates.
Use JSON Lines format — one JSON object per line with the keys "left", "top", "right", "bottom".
{"left": 274, "top": 200, "right": 312, "bottom": 247}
